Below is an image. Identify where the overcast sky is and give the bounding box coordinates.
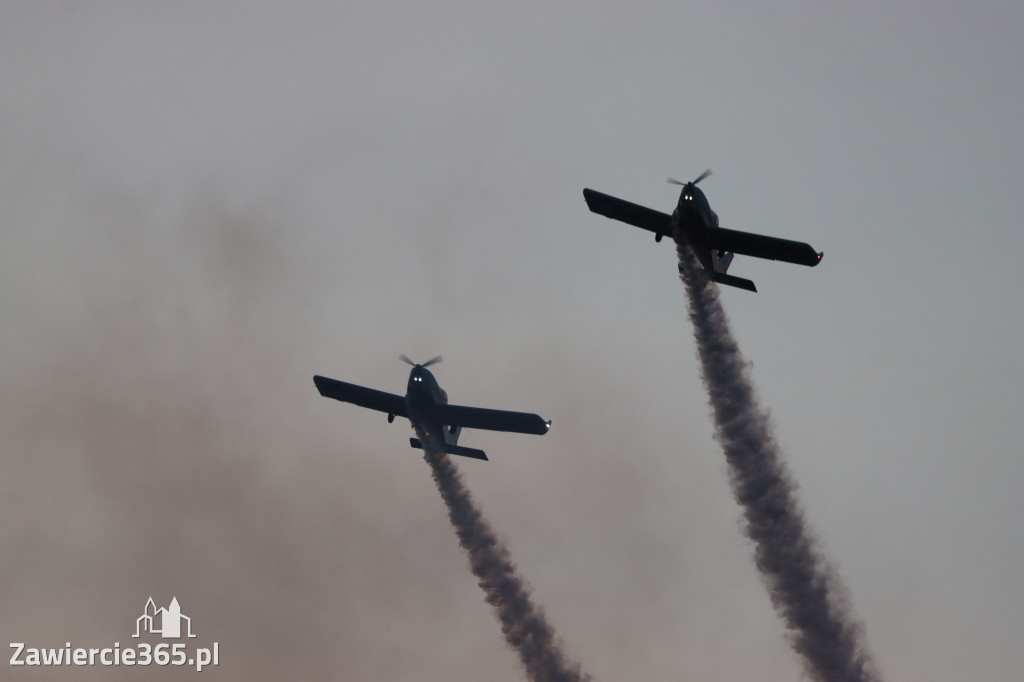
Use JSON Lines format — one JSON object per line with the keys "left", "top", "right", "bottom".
{"left": 2, "top": 2, "right": 1022, "bottom": 680}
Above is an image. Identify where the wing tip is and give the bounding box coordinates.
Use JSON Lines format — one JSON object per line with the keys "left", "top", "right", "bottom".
{"left": 531, "top": 416, "right": 552, "bottom": 435}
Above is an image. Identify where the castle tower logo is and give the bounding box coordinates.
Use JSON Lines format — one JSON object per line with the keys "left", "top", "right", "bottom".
{"left": 133, "top": 597, "right": 196, "bottom": 639}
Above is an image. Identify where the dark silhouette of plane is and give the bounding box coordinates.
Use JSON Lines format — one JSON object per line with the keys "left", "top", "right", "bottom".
{"left": 583, "top": 170, "right": 823, "bottom": 292}
{"left": 314, "top": 356, "right": 550, "bottom": 461}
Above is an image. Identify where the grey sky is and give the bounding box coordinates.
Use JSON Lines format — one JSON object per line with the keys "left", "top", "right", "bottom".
{"left": 1, "top": 2, "right": 1022, "bottom": 680}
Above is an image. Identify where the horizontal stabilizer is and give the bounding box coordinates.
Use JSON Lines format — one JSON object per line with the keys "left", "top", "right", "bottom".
{"left": 444, "top": 444, "right": 489, "bottom": 461}
{"left": 409, "top": 437, "right": 488, "bottom": 461}
{"left": 710, "top": 271, "right": 758, "bottom": 292}
{"left": 680, "top": 263, "right": 757, "bottom": 292}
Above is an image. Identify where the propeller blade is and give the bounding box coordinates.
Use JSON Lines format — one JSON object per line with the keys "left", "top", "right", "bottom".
{"left": 399, "top": 354, "right": 416, "bottom": 366}
{"left": 667, "top": 177, "right": 686, "bottom": 186}
{"left": 693, "top": 168, "right": 712, "bottom": 185}
{"left": 421, "top": 355, "right": 443, "bottom": 368}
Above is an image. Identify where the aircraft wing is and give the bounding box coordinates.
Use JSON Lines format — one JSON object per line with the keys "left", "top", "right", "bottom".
{"left": 583, "top": 189, "right": 672, "bottom": 236}
{"left": 698, "top": 227, "right": 823, "bottom": 266}
{"left": 438, "top": 404, "right": 551, "bottom": 435}
{"left": 314, "top": 375, "right": 408, "bottom": 417}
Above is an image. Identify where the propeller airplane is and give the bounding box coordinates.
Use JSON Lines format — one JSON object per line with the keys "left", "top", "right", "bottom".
{"left": 584, "top": 170, "right": 823, "bottom": 292}
{"left": 314, "top": 356, "right": 551, "bottom": 461}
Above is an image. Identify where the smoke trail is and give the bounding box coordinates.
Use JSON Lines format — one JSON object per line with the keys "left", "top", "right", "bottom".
{"left": 676, "top": 247, "right": 880, "bottom": 682}
{"left": 414, "top": 425, "right": 590, "bottom": 682}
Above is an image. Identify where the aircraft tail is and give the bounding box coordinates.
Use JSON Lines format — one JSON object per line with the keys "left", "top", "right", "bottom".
{"left": 677, "top": 262, "right": 757, "bottom": 292}
{"left": 710, "top": 271, "right": 757, "bottom": 292}
{"left": 716, "top": 250, "right": 735, "bottom": 274}
{"left": 410, "top": 437, "right": 488, "bottom": 461}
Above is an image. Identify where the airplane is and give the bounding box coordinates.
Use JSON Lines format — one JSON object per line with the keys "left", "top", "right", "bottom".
{"left": 583, "top": 170, "right": 823, "bottom": 292}
{"left": 313, "top": 355, "right": 551, "bottom": 461}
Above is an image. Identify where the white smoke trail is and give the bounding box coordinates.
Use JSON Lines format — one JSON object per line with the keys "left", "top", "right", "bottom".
{"left": 677, "top": 247, "right": 881, "bottom": 682}
{"left": 414, "top": 425, "right": 590, "bottom": 682}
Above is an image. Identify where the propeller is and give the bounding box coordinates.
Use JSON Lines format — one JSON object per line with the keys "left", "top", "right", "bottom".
{"left": 667, "top": 169, "right": 712, "bottom": 187}
{"left": 399, "top": 354, "right": 443, "bottom": 368}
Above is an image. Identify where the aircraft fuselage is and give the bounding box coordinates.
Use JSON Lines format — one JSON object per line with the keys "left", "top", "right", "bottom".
{"left": 405, "top": 366, "right": 460, "bottom": 449}
{"left": 671, "top": 183, "right": 727, "bottom": 273}
{"left": 673, "top": 184, "right": 718, "bottom": 235}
